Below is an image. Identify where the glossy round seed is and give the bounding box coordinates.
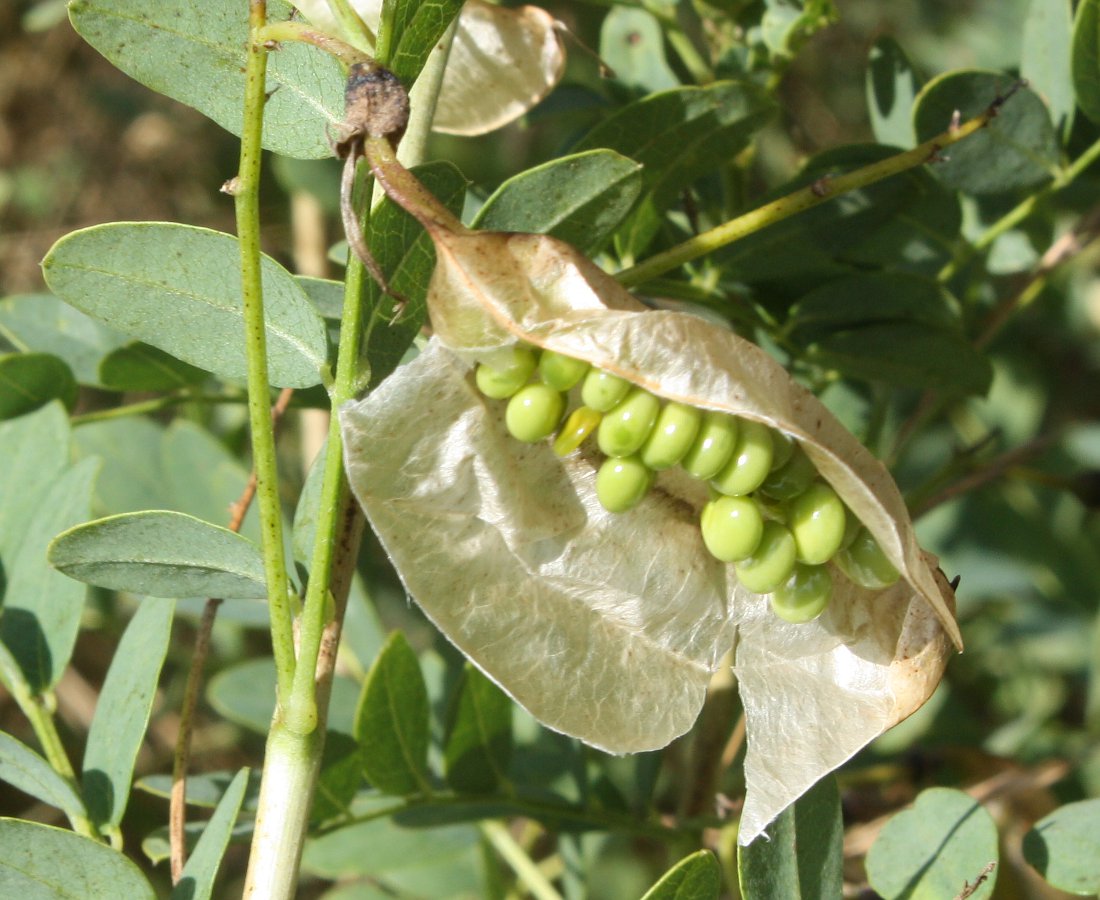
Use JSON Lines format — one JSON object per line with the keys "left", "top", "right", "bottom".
{"left": 711, "top": 419, "right": 774, "bottom": 496}
{"left": 839, "top": 508, "right": 862, "bottom": 551}
{"left": 759, "top": 444, "right": 817, "bottom": 501}
{"left": 835, "top": 527, "right": 900, "bottom": 589}
{"left": 701, "top": 495, "right": 764, "bottom": 562}
{"left": 770, "top": 430, "right": 795, "bottom": 471}
{"left": 475, "top": 346, "right": 537, "bottom": 399}
{"left": 597, "top": 387, "right": 661, "bottom": 457}
{"left": 680, "top": 411, "right": 739, "bottom": 479}
{"left": 735, "top": 521, "right": 797, "bottom": 594}
{"left": 595, "top": 455, "right": 652, "bottom": 513}
{"left": 505, "top": 383, "right": 565, "bottom": 443}
{"left": 786, "top": 481, "right": 846, "bottom": 565}
{"left": 553, "top": 406, "right": 602, "bottom": 456}
{"left": 581, "top": 369, "right": 632, "bottom": 412}
{"left": 640, "top": 402, "right": 702, "bottom": 470}
{"left": 539, "top": 350, "right": 590, "bottom": 391}
{"left": 770, "top": 564, "right": 833, "bottom": 623}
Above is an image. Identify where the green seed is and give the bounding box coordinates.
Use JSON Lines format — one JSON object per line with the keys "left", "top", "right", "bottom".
{"left": 681, "top": 411, "right": 739, "bottom": 479}
{"left": 759, "top": 444, "right": 817, "bottom": 501}
{"left": 539, "top": 350, "right": 590, "bottom": 391}
{"left": 581, "top": 369, "right": 632, "bottom": 412}
{"left": 475, "top": 346, "right": 537, "bottom": 399}
{"left": 770, "top": 564, "right": 832, "bottom": 623}
{"left": 735, "top": 521, "right": 797, "bottom": 593}
{"left": 640, "top": 402, "right": 702, "bottom": 470}
{"left": 835, "top": 527, "right": 900, "bottom": 589}
{"left": 786, "top": 481, "right": 846, "bottom": 565}
{"left": 701, "top": 495, "right": 764, "bottom": 562}
{"left": 711, "top": 419, "right": 774, "bottom": 496}
{"left": 505, "top": 383, "right": 565, "bottom": 443}
{"left": 553, "top": 406, "right": 602, "bottom": 456}
{"left": 597, "top": 387, "right": 661, "bottom": 457}
{"left": 769, "top": 430, "right": 795, "bottom": 471}
{"left": 595, "top": 455, "right": 652, "bottom": 513}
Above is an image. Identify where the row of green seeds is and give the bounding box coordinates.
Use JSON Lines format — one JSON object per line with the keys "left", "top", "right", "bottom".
{"left": 474, "top": 345, "right": 899, "bottom": 623}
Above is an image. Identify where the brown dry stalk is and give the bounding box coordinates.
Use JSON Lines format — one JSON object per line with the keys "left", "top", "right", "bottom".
{"left": 169, "top": 386, "right": 294, "bottom": 883}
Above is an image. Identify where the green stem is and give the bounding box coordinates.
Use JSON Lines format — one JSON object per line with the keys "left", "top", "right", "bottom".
{"left": 616, "top": 101, "right": 1008, "bottom": 288}
{"left": 255, "top": 19, "right": 370, "bottom": 66}
{"left": 69, "top": 392, "right": 243, "bottom": 426}
{"left": 0, "top": 647, "right": 100, "bottom": 840}
{"left": 326, "top": 0, "right": 376, "bottom": 50}
{"left": 234, "top": 0, "right": 296, "bottom": 706}
{"left": 643, "top": 1, "right": 712, "bottom": 83}
{"left": 939, "top": 135, "right": 1100, "bottom": 284}
{"left": 481, "top": 820, "right": 563, "bottom": 900}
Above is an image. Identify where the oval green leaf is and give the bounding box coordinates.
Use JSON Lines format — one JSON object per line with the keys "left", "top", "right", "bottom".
{"left": 206, "top": 657, "right": 359, "bottom": 734}
{"left": 171, "top": 768, "right": 250, "bottom": 900}
{"left": 42, "top": 222, "right": 328, "bottom": 389}
{"left": 48, "top": 510, "right": 268, "bottom": 600}
{"left": 738, "top": 775, "right": 842, "bottom": 900}
{"left": 0, "top": 818, "right": 155, "bottom": 898}
{"left": 1, "top": 458, "right": 99, "bottom": 693}
{"left": 473, "top": 150, "right": 644, "bottom": 255}
{"left": 68, "top": 0, "right": 343, "bottom": 159}
{"left": 866, "top": 788, "right": 998, "bottom": 900}
{"left": 0, "top": 732, "right": 89, "bottom": 827}
{"left": 0, "top": 402, "right": 70, "bottom": 564}
{"left": 99, "top": 342, "right": 209, "bottom": 391}
{"left": 1073, "top": 0, "right": 1100, "bottom": 123}
{"left": 866, "top": 37, "right": 922, "bottom": 148}
{"left": 82, "top": 599, "right": 175, "bottom": 827}
{"left": 1023, "top": 0, "right": 1074, "bottom": 134}
{"left": 913, "top": 70, "right": 1058, "bottom": 195}
{"left": 444, "top": 664, "right": 513, "bottom": 794}
{"left": 0, "top": 293, "right": 127, "bottom": 387}
{"left": 642, "top": 850, "right": 721, "bottom": 900}
{"left": 1022, "top": 798, "right": 1100, "bottom": 894}
{"left": 806, "top": 322, "right": 992, "bottom": 395}
{"left": 354, "top": 631, "right": 432, "bottom": 796}
{"left": 0, "top": 352, "right": 77, "bottom": 420}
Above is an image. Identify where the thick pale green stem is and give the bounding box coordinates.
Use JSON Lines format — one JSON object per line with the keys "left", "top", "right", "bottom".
{"left": 616, "top": 102, "right": 1008, "bottom": 288}
{"left": 242, "top": 727, "right": 324, "bottom": 899}
{"left": 235, "top": 1, "right": 296, "bottom": 701}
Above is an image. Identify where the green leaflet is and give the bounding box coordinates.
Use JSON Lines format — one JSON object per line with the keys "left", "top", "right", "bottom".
{"left": 69, "top": 0, "right": 342, "bottom": 159}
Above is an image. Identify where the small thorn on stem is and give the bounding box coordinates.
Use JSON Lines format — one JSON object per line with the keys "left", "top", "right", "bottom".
{"left": 949, "top": 109, "right": 962, "bottom": 133}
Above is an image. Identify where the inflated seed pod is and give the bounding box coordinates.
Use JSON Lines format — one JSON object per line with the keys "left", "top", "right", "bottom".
{"left": 640, "top": 402, "right": 702, "bottom": 470}
{"left": 786, "top": 481, "right": 846, "bottom": 565}
{"left": 735, "top": 521, "right": 797, "bottom": 593}
{"left": 711, "top": 419, "right": 774, "bottom": 496}
{"left": 701, "top": 495, "right": 764, "bottom": 563}
{"left": 836, "top": 526, "right": 900, "bottom": 589}
{"left": 505, "top": 382, "right": 565, "bottom": 442}
{"left": 596, "top": 455, "right": 652, "bottom": 513}
{"left": 581, "top": 368, "right": 631, "bottom": 412}
{"left": 475, "top": 345, "right": 537, "bottom": 399}
{"left": 553, "top": 406, "right": 601, "bottom": 456}
{"left": 770, "top": 564, "right": 832, "bottom": 624}
{"left": 759, "top": 444, "right": 817, "bottom": 501}
{"left": 680, "top": 411, "right": 739, "bottom": 480}
{"left": 597, "top": 387, "right": 660, "bottom": 457}
{"left": 539, "top": 350, "right": 590, "bottom": 391}
{"left": 342, "top": 156, "right": 961, "bottom": 845}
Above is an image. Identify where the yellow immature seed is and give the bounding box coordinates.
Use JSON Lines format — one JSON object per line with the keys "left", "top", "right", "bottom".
{"left": 553, "top": 406, "right": 602, "bottom": 456}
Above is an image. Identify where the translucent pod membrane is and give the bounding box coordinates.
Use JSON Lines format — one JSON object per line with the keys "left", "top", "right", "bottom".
{"left": 473, "top": 344, "right": 900, "bottom": 623}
